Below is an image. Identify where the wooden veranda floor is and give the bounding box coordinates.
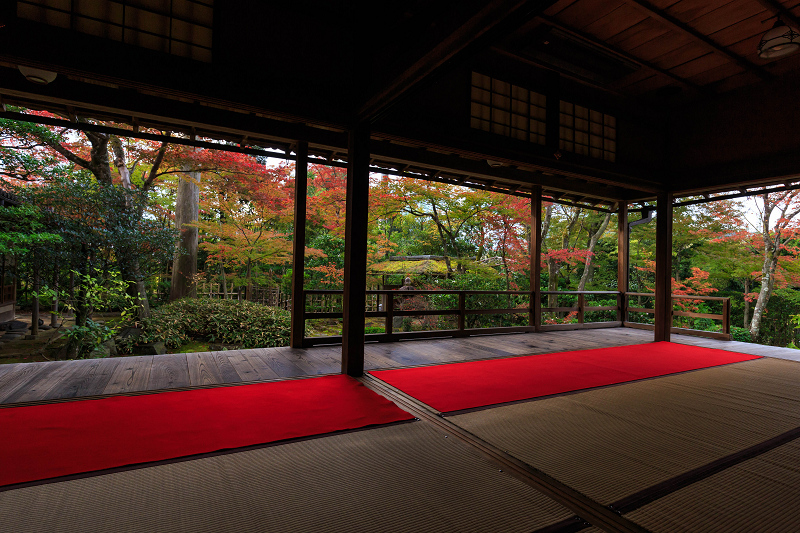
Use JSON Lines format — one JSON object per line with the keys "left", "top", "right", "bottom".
{"left": 0, "top": 327, "right": 798, "bottom": 406}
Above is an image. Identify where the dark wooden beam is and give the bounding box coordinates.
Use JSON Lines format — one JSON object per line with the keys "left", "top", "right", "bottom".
{"left": 674, "top": 182, "right": 800, "bottom": 207}
{"left": 654, "top": 192, "right": 673, "bottom": 342}
{"left": 530, "top": 185, "right": 543, "bottom": 331}
{"left": 358, "top": 0, "right": 556, "bottom": 121}
{"left": 0, "top": 75, "right": 348, "bottom": 153}
{"left": 537, "top": 15, "right": 707, "bottom": 95}
{"left": 370, "top": 138, "right": 656, "bottom": 199}
{"left": 624, "top": 0, "right": 772, "bottom": 81}
{"left": 755, "top": 0, "right": 800, "bottom": 31}
{"left": 290, "top": 140, "right": 308, "bottom": 349}
{"left": 341, "top": 122, "right": 371, "bottom": 376}
{"left": 0, "top": 109, "right": 304, "bottom": 161}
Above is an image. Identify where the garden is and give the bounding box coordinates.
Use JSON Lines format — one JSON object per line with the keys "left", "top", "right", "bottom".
{"left": 2, "top": 108, "right": 800, "bottom": 364}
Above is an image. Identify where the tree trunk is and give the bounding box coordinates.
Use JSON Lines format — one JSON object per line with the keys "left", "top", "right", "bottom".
{"left": 246, "top": 258, "right": 253, "bottom": 301}
{"left": 68, "top": 269, "right": 75, "bottom": 317}
{"left": 221, "top": 264, "right": 228, "bottom": 298}
{"left": 431, "top": 203, "right": 454, "bottom": 275}
{"left": 31, "top": 263, "right": 39, "bottom": 336}
{"left": 547, "top": 257, "right": 559, "bottom": 309}
{"left": 51, "top": 265, "right": 59, "bottom": 327}
{"left": 170, "top": 168, "right": 201, "bottom": 301}
{"left": 578, "top": 212, "right": 612, "bottom": 291}
{"left": 743, "top": 278, "right": 750, "bottom": 329}
{"left": 749, "top": 252, "right": 778, "bottom": 339}
{"left": 132, "top": 261, "right": 151, "bottom": 319}
{"left": 66, "top": 245, "right": 90, "bottom": 359}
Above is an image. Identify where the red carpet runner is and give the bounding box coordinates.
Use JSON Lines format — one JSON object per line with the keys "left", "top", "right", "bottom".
{"left": 370, "top": 342, "right": 761, "bottom": 413}
{"left": 0, "top": 374, "right": 412, "bottom": 487}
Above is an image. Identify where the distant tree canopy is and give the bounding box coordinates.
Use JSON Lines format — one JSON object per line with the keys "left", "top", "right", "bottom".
{"left": 3, "top": 110, "right": 800, "bottom": 349}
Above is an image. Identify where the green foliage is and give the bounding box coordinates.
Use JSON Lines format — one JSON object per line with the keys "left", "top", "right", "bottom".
{"left": 364, "top": 326, "right": 385, "bottom": 334}
{"left": 39, "top": 268, "right": 138, "bottom": 321}
{"left": 37, "top": 268, "right": 138, "bottom": 358}
{"left": 0, "top": 205, "right": 62, "bottom": 256}
{"left": 730, "top": 326, "right": 752, "bottom": 343}
{"left": 64, "top": 320, "right": 115, "bottom": 358}
{"left": 756, "top": 290, "right": 800, "bottom": 346}
{"left": 131, "top": 298, "right": 290, "bottom": 350}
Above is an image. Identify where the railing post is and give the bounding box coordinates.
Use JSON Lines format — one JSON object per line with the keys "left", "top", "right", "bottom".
{"left": 618, "top": 292, "right": 626, "bottom": 323}
{"left": 384, "top": 293, "right": 392, "bottom": 335}
{"left": 578, "top": 293, "right": 585, "bottom": 324}
{"left": 458, "top": 292, "right": 466, "bottom": 331}
{"left": 723, "top": 298, "right": 731, "bottom": 335}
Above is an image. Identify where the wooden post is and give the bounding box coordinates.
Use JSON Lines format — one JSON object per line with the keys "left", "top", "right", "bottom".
{"left": 31, "top": 264, "right": 39, "bottom": 336}
{"left": 654, "top": 191, "right": 673, "bottom": 341}
{"left": 290, "top": 141, "right": 308, "bottom": 348}
{"left": 723, "top": 298, "right": 731, "bottom": 335}
{"left": 51, "top": 265, "right": 59, "bottom": 327}
{"left": 385, "top": 293, "right": 393, "bottom": 335}
{"left": 530, "top": 186, "right": 543, "bottom": 331}
{"left": 577, "top": 293, "right": 585, "bottom": 324}
{"left": 458, "top": 292, "right": 466, "bottom": 331}
{"left": 341, "top": 122, "right": 370, "bottom": 376}
{"left": 617, "top": 202, "right": 629, "bottom": 324}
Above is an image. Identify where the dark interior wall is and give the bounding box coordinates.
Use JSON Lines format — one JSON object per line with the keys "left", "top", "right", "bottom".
{"left": 375, "top": 54, "right": 667, "bottom": 184}
{"left": 1, "top": 1, "right": 357, "bottom": 125}
{"left": 668, "top": 70, "right": 800, "bottom": 188}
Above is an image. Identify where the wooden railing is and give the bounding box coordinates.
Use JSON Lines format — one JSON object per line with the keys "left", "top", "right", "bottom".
{"left": 195, "top": 283, "right": 291, "bottom": 310}
{"left": 540, "top": 290, "right": 622, "bottom": 331}
{"left": 302, "top": 289, "right": 622, "bottom": 346}
{"left": 300, "top": 289, "right": 732, "bottom": 345}
{"left": 623, "top": 292, "right": 732, "bottom": 341}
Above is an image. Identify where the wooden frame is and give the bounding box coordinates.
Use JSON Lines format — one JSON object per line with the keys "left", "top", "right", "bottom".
{"left": 341, "top": 123, "right": 370, "bottom": 376}
{"left": 301, "top": 288, "right": 732, "bottom": 346}
{"left": 654, "top": 191, "right": 673, "bottom": 341}
{"left": 290, "top": 141, "right": 308, "bottom": 348}
{"left": 623, "top": 292, "right": 732, "bottom": 341}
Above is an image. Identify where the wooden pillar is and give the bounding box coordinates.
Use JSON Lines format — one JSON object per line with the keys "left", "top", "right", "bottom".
{"left": 51, "top": 265, "right": 59, "bottom": 327}
{"left": 31, "top": 263, "right": 39, "bottom": 336}
{"left": 290, "top": 141, "right": 309, "bottom": 348}
{"left": 341, "top": 122, "right": 370, "bottom": 376}
{"left": 530, "top": 186, "right": 542, "bottom": 331}
{"left": 654, "top": 191, "right": 673, "bottom": 341}
{"left": 617, "top": 202, "right": 629, "bottom": 324}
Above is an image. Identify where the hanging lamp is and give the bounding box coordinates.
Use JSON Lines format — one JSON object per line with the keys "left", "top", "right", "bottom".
{"left": 758, "top": 17, "right": 800, "bottom": 59}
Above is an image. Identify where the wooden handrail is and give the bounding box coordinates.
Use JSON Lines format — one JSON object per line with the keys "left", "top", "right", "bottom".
{"left": 302, "top": 289, "right": 621, "bottom": 346}
{"left": 298, "top": 289, "right": 732, "bottom": 345}
{"left": 622, "top": 291, "right": 732, "bottom": 340}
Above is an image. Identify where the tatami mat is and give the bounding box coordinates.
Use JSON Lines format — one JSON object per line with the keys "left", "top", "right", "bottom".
{"left": 450, "top": 358, "right": 800, "bottom": 505}
{"left": 627, "top": 440, "right": 800, "bottom": 532}
{"left": 0, "top": 422, "right": 574, "bottom": 533}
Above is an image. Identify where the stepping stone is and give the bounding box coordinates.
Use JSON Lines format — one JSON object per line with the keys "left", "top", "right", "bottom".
{"left": 4, "top": 320, "right": 28, "bottom": 331}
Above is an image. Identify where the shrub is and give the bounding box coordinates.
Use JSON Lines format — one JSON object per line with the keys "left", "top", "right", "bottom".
{"left": 364, "top": 326, "right": 385, "bottom": 334}
{"left": 730, "top": 326, "right": 751, "bottom": 343}
{"left": 127, "top": 298, "right": 290, "bottom": 350}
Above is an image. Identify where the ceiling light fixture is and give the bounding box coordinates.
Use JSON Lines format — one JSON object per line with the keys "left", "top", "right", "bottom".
{"left": 758, "top": 17, "right": 800, "bottom": 59}
{"left": 17, "top": 66, "right": 58, "bottom": 84}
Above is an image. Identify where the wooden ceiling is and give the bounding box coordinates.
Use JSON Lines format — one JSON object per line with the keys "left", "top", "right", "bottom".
{"left": 496, "top": 0, "right": 800, "bottom": 100}
{"left": 2, "top": 0, "right": 800, "bottom": 207}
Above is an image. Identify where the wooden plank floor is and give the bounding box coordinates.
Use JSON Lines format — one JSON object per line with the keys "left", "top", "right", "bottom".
{"left": 1, "top": 327, "right": 798, "bottom": 405}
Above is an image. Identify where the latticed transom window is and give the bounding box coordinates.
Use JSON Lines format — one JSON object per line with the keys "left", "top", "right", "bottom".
{"left": 470, "top": 72, "right": 546, "bottom": 145}
{"left": 559, "top": 101, "right": 615, "bottom": 162}
{"left": 17, "top": 0, "right": 213, "bottom": 62}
